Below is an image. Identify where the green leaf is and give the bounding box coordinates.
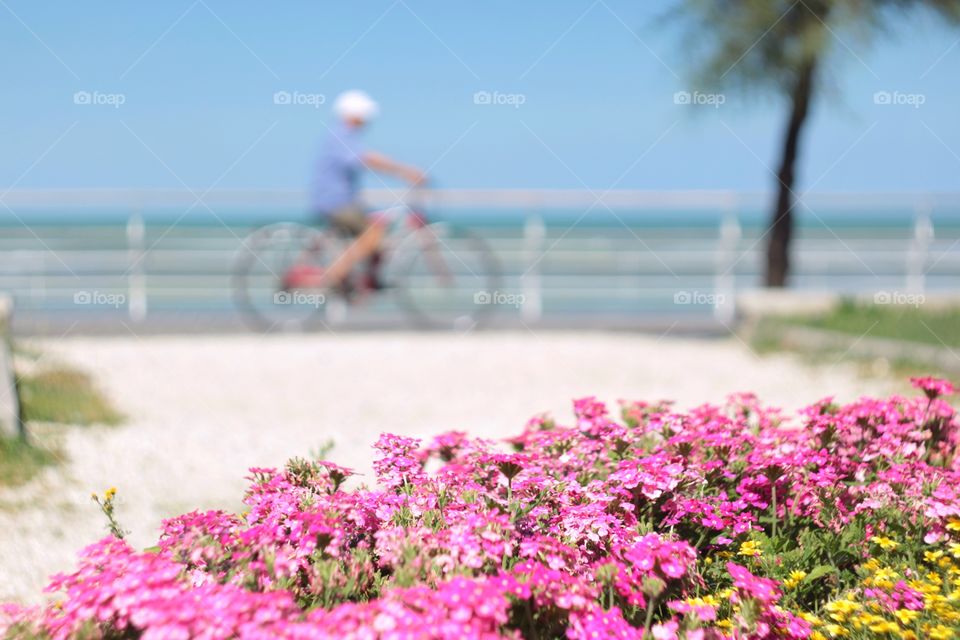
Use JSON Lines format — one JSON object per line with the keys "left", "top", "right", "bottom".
{"left": 803, "top": 565, "right": 836, "bottom": 583}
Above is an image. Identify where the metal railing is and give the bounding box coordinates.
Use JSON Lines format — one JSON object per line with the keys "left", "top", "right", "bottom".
{"left": 1, "top": 188, "right": 958, "bottom": 328}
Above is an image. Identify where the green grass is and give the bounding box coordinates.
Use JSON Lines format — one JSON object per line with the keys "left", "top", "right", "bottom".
{"left": 0, "top": 360, "right": 122, "bottom": 487}
{"left": 18, "top": 367, "right": 123, "bottom": 426}
{"left": 798, "top": 299, "right": 960, "bottom": 348}
{"left": 0, "top": 435, "right": 56, "bottom": 487}
{"left": 747, "top": 299, "right": 960, "bottom": 383}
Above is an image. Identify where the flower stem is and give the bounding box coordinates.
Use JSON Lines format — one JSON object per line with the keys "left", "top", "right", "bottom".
{"left": 770, "top": 483, "right": 778, "bottom": 539}
{"left": 642, "top": 594, "right": 658, "bottom": 638}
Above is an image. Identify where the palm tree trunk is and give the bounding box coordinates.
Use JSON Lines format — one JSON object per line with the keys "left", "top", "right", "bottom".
{"left": 766, "top": 58, "right": 818, "bottom": 287}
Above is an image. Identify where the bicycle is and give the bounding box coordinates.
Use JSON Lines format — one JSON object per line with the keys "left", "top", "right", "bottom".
{"left": 232, "top": 193, "right": 501, "bottom": 331}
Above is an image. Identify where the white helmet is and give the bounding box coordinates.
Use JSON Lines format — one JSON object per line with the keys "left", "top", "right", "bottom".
{"left": 333, "top": 90, "right": 379, "bottom": 122}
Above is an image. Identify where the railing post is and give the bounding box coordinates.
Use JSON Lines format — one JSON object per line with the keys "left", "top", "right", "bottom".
{"left": 126, "top": 211, "right": 147, "bottom": 323}
{"left": 522, "top": 214, "right": 545, "bottom": 324}
{"left": 907, "top": 197, "right": 933, "bottom": 295}
{"left": 714, "top": 195, "right": 741, "bottom": 324}
{"left": 34, "top": 255, "right": 47, "bottom": 308}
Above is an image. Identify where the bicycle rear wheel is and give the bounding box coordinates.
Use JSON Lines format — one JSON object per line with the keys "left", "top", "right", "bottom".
{"left": 388, "top": 222, "right": 501, "bottom": 330}
{"left": 232, "top": 223, "right": 341, "bottom": 331}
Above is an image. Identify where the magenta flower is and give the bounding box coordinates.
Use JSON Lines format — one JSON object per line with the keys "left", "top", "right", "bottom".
{"left": 6, "top": 379, "right": 960, "bottom": 638}
{"left": 911, "top": 376, "right": 956, "bottom": 399}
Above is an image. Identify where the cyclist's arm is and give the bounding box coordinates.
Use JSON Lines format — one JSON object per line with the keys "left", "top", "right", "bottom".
{"left": 362, "top": 151, "right": 426, "bottom": 185}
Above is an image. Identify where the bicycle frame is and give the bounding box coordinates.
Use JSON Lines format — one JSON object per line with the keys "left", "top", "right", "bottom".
{"left": 290, "top": 200, "right": 452, "bottom": 299}
{"left": 372, "top": 205, "right": 454, "bottom": 289}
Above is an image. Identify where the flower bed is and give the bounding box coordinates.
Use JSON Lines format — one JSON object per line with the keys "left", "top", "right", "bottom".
{"left": 3, "top": 378, "right": 959, "bottom": 639}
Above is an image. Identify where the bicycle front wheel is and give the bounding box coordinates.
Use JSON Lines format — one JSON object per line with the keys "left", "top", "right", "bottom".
{"left": 387, "top": 223, "right": 501, "bottom": 330}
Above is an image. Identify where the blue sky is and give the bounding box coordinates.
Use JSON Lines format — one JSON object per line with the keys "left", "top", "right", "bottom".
{"left": 1, "top": 1, "right": 959, "bottom": 192}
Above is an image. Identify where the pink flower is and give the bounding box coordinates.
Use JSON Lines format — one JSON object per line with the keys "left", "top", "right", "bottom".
{"left": 651, "top": 619, "right": 679, "bottom": 640}
{"left": 727, "top": 562, "right": 781, "bottom": 603}
{"left": 5, "top": 379, "right": 957, "bottom": 639}
{"left": 911, "top": 376, "right": 956, "bottom": 399}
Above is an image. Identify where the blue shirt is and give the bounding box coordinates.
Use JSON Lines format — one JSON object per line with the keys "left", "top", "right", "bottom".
{"left": 311, "top": 123, "right": 366, "bottom": 214}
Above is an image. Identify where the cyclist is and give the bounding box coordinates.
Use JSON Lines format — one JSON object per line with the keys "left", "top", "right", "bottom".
{"left": 290, "top": 90, "right": 426, "bottom": 292}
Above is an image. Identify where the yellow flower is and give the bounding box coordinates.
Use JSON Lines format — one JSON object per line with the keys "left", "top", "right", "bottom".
{"left": 799, "top": 611, "right": 821, "bottom": 625}
{"left": 893, "top": 609, "right": 920, "bottom": 625}
{"left": 825, "top": 599, "right": 859, "bottom": 614}
{"left": 784, "top": 569, "right": 807, "bottom": 590}
{"left": 738, "top": 540, "right": 762, "bottom": 557}
{"left": 684, "top": 595, "right": 720, "bottom": 609}
{"left": 946, "top": 519, "right": 960, "bottom": 532}
{"left": 950, "top": 543, "right": 960, "bottom": 559}
{"left": 926, "top": 550, "right": 945, "bottom": 563}
{"left": 825, "top": 598, "right": 860, "bottom": 622}
{"left": 870, "top": 535, "right": 899, "bottom": 551}
{"left": 824, "top": 623, "right": 849, "bottom": 637}
{"left": 928, "top": 624, "right": 953, "bottom": 640}
{"left": 909, "top": 577, "right": 936, "bottom": 594}
{"left": 872, "top": 567, "right": 897, "bottom": 589}
{"left": 867, "top": 619, "right": 900, "bottom": 634}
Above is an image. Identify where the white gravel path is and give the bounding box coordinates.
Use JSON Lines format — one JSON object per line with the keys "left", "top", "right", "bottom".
{"left": 0, "top": 332, "right": 897, "bottom": 602}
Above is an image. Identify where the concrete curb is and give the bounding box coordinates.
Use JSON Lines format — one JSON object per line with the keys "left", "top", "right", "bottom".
{"left": 736, "top": 290, "right": 960, "bottom": 321}
{"left": 0, "top": 296, "right": 22, "bottom": 439}
{"left": 733, "top": 290, "right": 960, "bottom": 373}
